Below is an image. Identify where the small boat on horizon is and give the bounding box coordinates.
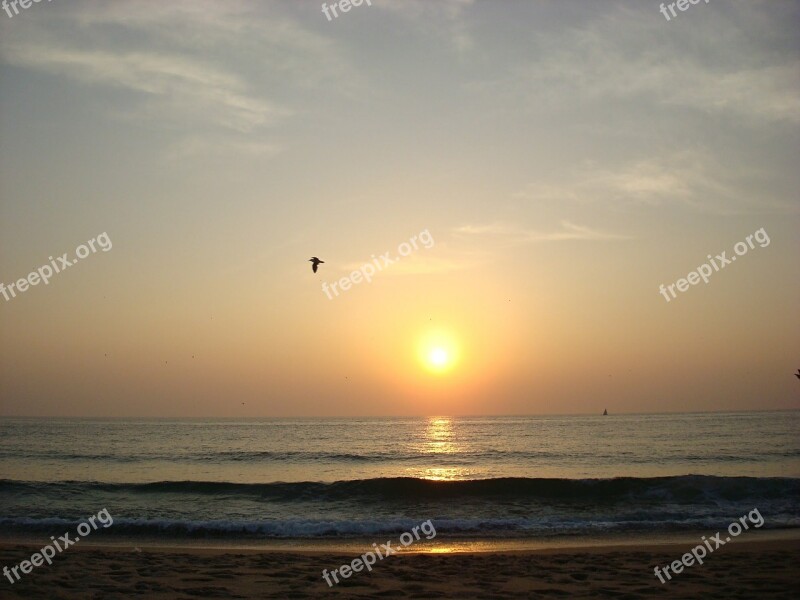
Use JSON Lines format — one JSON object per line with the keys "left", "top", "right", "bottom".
{"left": 603, "top": 408, "right": 608, "bottom": 416}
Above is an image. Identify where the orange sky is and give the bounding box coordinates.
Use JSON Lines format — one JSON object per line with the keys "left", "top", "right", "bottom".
{"left": 1, "top": 1, "right": 799, "bottom": 417}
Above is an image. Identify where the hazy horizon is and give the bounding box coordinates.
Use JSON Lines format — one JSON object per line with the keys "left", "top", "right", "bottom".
{"left": 1, "top": 408, "right": 799, "bottom": 421}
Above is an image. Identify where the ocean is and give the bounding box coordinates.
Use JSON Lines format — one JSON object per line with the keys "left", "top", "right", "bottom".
{"left": 1, "top": 412, "right": 798, "bottom": 547}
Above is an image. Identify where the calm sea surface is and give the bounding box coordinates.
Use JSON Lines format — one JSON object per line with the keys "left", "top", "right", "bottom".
{"left": 1, "top": 412, "right": 798, "bottom": 542}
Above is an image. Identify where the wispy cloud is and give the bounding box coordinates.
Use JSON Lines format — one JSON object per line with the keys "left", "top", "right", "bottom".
{"left": 165, "top": 136, "right": 280, "bottom": 161}
{"left": 2, "top": 45, "right": 283, "bottom": 133}
{"left": 512, "top": 151, "right": 797, "bottom": 214}
{"left": 340, "top": 255, "right": 478, "bottom": 276}
{"left": 454, "top": 221, "right": 630, "bottom": 243}
{"left": 474, "top": 3, "right": 800, "bottom": 124}
{"left": 526, "top": 221, "right": 631, "bottom": 242}
{"left": 0, "top": 0, "right": 358, "bottom": 156}
{"left": 375, "top": 0, "right": 476, "bottom": 54}
{"left": 452, "top": 223, "right": 510, "bottom": 236}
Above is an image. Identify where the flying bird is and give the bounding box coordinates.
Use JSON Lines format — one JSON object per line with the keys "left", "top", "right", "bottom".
{"left": 796, "top": 369, "right": 800, "bottom": 380}
{"left": 309, "top": 257, "right": 324, "bottom": 273}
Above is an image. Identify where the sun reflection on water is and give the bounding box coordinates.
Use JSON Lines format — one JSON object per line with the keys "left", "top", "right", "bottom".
{"left": 409, "top": 417, "right": 476, "bottom": 481}
{"left": 417, "top": 467, "right": 474, "bottom": 481}
{"left": 424, "top": 417, "right": 456, "bottom": 454}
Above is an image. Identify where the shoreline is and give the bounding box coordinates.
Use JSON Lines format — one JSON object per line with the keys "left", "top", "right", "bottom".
{"left": 6, "top": 528, "right": 800, "bottom": 555}
{"left": 2, "top": 527, "right": 798, "bottom": 553}
{"left": 2, "top": 536, "right": 798, "bottom": 598}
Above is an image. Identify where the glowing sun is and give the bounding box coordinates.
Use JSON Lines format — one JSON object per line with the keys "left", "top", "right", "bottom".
{"left": 429, "top": 347, "right": 449, "bottom": 368}
{"left": 418, "top": 331, "right": 459, "bottom": 374}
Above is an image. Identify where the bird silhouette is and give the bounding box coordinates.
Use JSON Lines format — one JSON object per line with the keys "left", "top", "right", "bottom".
{"left": 796, "top": 369, "right": 800, "bottom": 380}
{"left": 309, "top": 257, "right": 324, "bottom": 273}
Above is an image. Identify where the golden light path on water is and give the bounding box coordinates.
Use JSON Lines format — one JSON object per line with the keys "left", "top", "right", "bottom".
{"left": 411, "top": 417, "right": 477, "bottom": 481}
{"left": 424, "top": 417, "right": 456, "bottom": 454}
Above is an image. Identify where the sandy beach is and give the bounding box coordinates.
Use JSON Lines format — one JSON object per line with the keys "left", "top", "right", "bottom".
{"left": 2, "top": 537, "right": 798, "bottom": 599}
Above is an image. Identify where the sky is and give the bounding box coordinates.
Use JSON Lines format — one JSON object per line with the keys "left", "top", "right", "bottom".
{"left": 0, "top": 0, "right": 798, "bottom": 417}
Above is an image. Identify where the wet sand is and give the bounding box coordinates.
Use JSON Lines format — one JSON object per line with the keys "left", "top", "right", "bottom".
{"left": 1, "top": 537, "right": 798, "bottom": 598}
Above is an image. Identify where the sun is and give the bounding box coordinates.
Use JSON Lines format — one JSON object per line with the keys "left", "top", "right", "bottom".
{"left": 429, "top": 347, "right": 449, "bottom": 368}
{"left": 418, "top": 331, "right": 459, "bottom": 374}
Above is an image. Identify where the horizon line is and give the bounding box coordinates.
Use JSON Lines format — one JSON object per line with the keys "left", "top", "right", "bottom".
{"left": 1, "top": 408, "right": 798, "bottom": 420}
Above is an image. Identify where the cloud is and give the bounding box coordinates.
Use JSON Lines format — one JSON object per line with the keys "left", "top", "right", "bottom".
{"left": 526, "top": 221, "right": 631, "bottom": 242}
{"left": 474, "top": 3, "right": 800, "bottom": 124}
{"left": 375, "top": 0, "right": 474, "bottom": 21}
{"left": 0, "top": 0, "right": 358, "bottom": 155}
{"left": 375, "top": 0, "right": 476, "bottom": 54}
{"left": 452, "top": 223, "right": 511, "bottom": 235}
{"left": 3, "top": 45, "right": 283, "bottom": 133}
{"left": 662, "top": 62, "right": 800, "bottom": 124}
{"left": 365, "top": 255, "right": 478, "bottom": 276}
{"left": 512, "top": 159, "right": 691, "bottom": 206}
{"left": 454, "top": 221, "right": 631, "bottom": 243}
{"left": 512, "top": 151, "right": 796, "bottom": 214}
{"left": 165, "top": 136, "right": 280, "bottom": 161}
